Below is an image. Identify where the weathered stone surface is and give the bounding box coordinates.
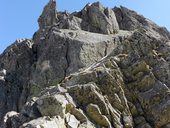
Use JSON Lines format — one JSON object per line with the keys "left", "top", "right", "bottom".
{"left": 80, "top": 2, "right": 119, "bottom": 34}
{"left": 2, "top": 111, "right": 29, "bottom": 128}
{"left": 112, "top": 31, "right": 170, "bottom": 127}
{"left": 1, "top": 1, "right": 170, "bottom": 128}
{"left": 38, "top": 0, "right": 57, "bottom": 29}
{"left": 113, "top": 6, "right": 170, "bottom": 40}
{"left": 50, "top": 2, "right": 119, "bottom": 34}
{"left": 65, "top": 113, "right": 80, "bottom": 128}
{"left": 66, "top": 60, "right": 133, "bottom": 128}
{"left": 31, "top": 29, "right": 130, "bottom": 87}
{"left": 20, "top": 97, "right": 41, "bottom": 119}
{"left": 36, "top": 94, "right": 68, "bottom": 118}
{"left": 66, "top": 105, "right": 87, "bottom": 123}
{"left": 86, "top": 103, "right": 111, "bottom": 127}
{"left": 0, "top": 39, "right": 34, "bottom": 122}
{"left": 20, "top": 116, "right": 66, "bottom": 128}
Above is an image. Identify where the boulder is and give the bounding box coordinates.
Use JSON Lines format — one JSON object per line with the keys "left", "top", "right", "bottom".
{"left": 65, "top": 113, "right": 80, "bottom": 128}
{"left": 86, "top": 103, "right": 111, "bottom": 127}
{"left": 36, "top": 94, "right": 68, "bottom": 118}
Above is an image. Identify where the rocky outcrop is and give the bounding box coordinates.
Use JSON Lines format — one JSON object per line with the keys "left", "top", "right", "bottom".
{"left": 79, "top": 2, "right": 119, "bottom": 34}
{"left": 37, "top": 1, "right": 119, "bottom": 36}
{"left": 38, "top": 0, "right": 57, "bottom": 29}
{"left": 113, "top": 6, "right": 170, "bottom": 40}
{"left": 1, "top": 0, "right": 170, "bottom": 127}
{"left": 31, "top": 29, "right": 130, "bottom": 88}
{"left": 0, "top": 39, "right": 33, "bottom": 122}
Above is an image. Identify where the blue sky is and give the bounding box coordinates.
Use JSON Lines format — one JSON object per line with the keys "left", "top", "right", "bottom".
{"left": 0, "top": 0, "right": 170, "bottom": 53}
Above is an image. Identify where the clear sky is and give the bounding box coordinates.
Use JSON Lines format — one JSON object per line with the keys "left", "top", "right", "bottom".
{"left": 0, "top": 0, "right": 170, "bottom": 53}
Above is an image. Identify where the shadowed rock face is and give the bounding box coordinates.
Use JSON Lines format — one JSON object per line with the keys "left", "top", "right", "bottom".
{"left": 1, "top": 0, "right": 170, "bottom": 127}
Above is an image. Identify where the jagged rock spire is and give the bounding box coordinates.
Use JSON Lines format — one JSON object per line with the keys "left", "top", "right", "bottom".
{"left": 38, "top": 0, "right": 57, "bottom": 29}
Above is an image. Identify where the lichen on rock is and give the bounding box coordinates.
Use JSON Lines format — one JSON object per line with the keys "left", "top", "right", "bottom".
{"left": 1, "top": 0, "right": 170, "bottom": 128}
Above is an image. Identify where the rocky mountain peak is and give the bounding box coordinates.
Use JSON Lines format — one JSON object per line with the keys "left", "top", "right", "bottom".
{"left": 1, "top": 1, "right": 170, "bottom": 128}
{"left": 37, "top": 0, "right": 119, "bottom": 34}
{"left": 38, "top": 0, "right": 57, "bottom": 29}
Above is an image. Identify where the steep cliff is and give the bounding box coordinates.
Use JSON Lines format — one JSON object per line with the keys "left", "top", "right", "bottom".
{"left": 1, "top": 0, "right": 170, "bottom": 128}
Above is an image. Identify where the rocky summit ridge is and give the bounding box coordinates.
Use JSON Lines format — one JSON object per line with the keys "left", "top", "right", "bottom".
{"left": 1, "top": 0, "right": 170, "bottom": 127}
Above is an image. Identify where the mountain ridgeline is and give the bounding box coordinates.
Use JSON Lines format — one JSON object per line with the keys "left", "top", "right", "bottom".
{"left": 1, "top": 0, "right": 170, "bottom": 127}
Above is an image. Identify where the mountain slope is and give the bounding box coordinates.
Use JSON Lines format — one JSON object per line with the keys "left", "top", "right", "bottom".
{"left": 1, "top": 0, "right": 170, "bottom": 127}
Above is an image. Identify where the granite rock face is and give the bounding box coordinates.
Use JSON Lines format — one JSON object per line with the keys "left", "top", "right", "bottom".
{"left": 38, "top": 0, "right": 57, "bottom": 29}
{"left": 38, "top": 1, "right": 119, "bottom": 34}
{"left": 1, "top": 0, "right": 170, "bottom": 127}
{"left": 113, "top": 6, "right": 170, "bottom": 40}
